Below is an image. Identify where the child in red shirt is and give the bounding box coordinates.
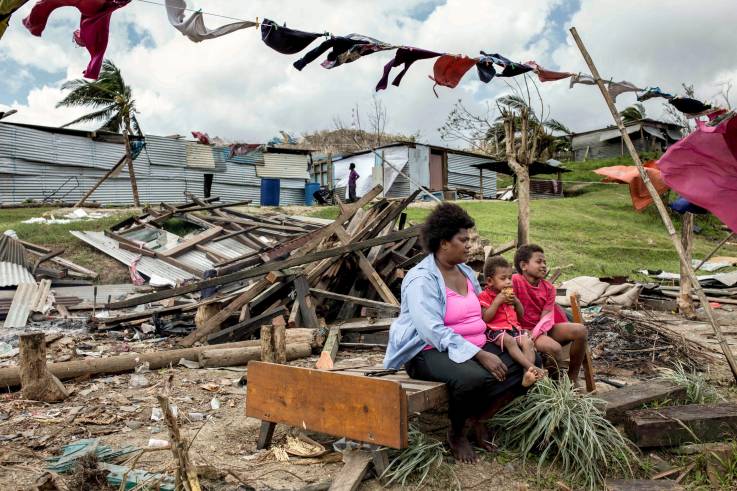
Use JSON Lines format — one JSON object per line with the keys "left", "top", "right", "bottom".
{"left": 478, "top": 256, "right": 546, "bottom": 387}
{"left": 512, "top": 244, "right": 588, "bottom": 384}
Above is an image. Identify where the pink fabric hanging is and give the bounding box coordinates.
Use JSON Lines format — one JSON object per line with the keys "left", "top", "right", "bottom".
{"left": 23, "top": 0, "right": 130, "bottom": 79}
{"left": 658, "top": 114, "right": 737, "bottom": 233}
{"left": 428, "top": 54, "right": 477, "bottom": 96}
{"left": 524, "top": 60, "right": 573, "bottom": 82}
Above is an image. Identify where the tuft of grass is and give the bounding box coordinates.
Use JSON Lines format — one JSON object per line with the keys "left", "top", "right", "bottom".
{"left": 380, "top": 426, "right": 459, "bottom": 490}
{"left": 658, "top": 362, "right": 725, "bottom": 405}
{"left": 490, "top": 376, "right": 640, "bottom": 490}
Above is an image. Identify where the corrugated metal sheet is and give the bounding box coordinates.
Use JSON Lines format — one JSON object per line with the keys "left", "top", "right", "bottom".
{"left": 447, "top": 153, "right": 496, "bottom": 198}
{"left": 185, "top": 142, "right": 216, "bottom": 169}
{"left": 258, "top": 153, "right": 309, "bottom": 179}
{"left": 71, "top": 231, "right": 196, "bottom": 284}
{"left": 4, "top": 282, "right": 37, "bottom": 328}
{"left": 386, "top": 163, "right": 410, "bottom": 198}
{"left": 0, "top": 235, "right": 26, "bottom": 266}
{"left": 0, "top": 261, "right": 35, "bottom": 287}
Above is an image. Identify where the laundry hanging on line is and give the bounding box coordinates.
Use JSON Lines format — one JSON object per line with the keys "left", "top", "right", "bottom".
{"left": 659, "top": 112, "right": 737, "bottom": 233}
{"left": 165, "top": 0, "right": 256, "bottom": 43}
{"left": 669, "top": 96, "right": 712, "bottom": 115}
{"left": 637, "top": 86, "right": 673, "bottom": 102}
{"left": 475, "top": 52, "right": 532, "bottom": 83}
{"left": 375, "top": 46, "right": 442, "bottom": 91}
{"left": 669, "top": 197, "right": 708, "bottom": 215}
{"left": 23, "top": 0, "right": 131, "bottom": 79}
{"left": 524, "top": 61, "right": 573, "bottom": 82}
{"left": 260, "top": 18, "right": 323, "bottom": 55}
{"left": 607, "top": 80, "right": 643, "bottom": 102}
{"left": 294, "top": 34, "right": 392, "bottom": 71}
{"left": 429, "top": 54, "right": 477, "bottom": 96}
{"left": 569, "top": 72, "right": 597, "bottom": 88}
{"left": 594, "top": 161, "right": 669, "bottom": 212}
{"left": 228, "top": 143, "right": 262, "bottom": 159}
{"left": 0, "top": 0, "right": 28, "bottom": 40}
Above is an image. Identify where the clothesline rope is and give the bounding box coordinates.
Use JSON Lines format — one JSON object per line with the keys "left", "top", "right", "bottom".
{"left": 134, "top": 0, "right": 255, "bottom": 23}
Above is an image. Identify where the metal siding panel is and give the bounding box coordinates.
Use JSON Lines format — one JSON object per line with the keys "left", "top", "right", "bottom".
{"left": 447, "top": 153, "right": 496, "bottom": 198}
{"left": 258, "top": 153, "right": 309, "bottom": 179}
{"left": 4, "top": 281, "right": 37, "bottom": 327}
{"left": 0, "top": 262, "right": 36, "bottom": 287}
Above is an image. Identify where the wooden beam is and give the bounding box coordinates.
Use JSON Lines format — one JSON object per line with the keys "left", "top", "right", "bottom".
{"left": 74, "top": 154, "right": 127, "bottom": 208}
{"left": 332, "top": 317, "right": 396, "bottom": 333}
{"left": 624, "top": 403, "right": 737, "bottom": 447}
{"left": 310, "top": 289, "right": 400, "bottom": 313}
{"left": 107, "top": 226, "right": 420, "bottom": 310}
{"left": 329, "top": 450, "right": 373, "bottom": 491}
{"left": 333, "top": 226, "right": 399, "bottom": 306}
{"left": 598, "top": 381, "right": 687, "bottom": 423}
{"left": 266, "top": 185, "right": 384, "bottom": 260}
{"left": 569, "top": 294, "right": 595, "bottom": 393}
{"left": 207, "top": 306, "right": 288, "bottom": 344}
{"left": 246, "top": 362, "right": 409, "bottom": 448}
{"left": 294, "top": 275, "right": 320, "bottom": 330}
{"left": 161, "top": 226, "right": 223, "bottom": 257}
{"left": 316, "top": 326, "right": 340, "bottom": 370}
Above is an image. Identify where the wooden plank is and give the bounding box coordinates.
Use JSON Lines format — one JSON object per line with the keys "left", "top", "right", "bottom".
{"left": 329, "top": 450, "right": 373, "bottom": 491}
{"left": 267, "top": 185, "right": 384, "bottom": 260}
{"left": 605, "top": 480, "right": 684, "bottom": 490}
{"left": 624, "top": 403, "right": 737, "bottom": 448}
{"left": 569, "top": 294, "right": 596, "bottom": 393}
{"left": 598, "top": 381, "right": 687, "bottom": 423}
{"left": 333, "top": 317, "right": 396, "bottom": 333}
{"left": 161, "top": 226, "right": 223, "bottom": 257}
{"left": 333, "top": 226, "right": 399, "bottom": 306}
{"left": 405, "top": 383, "right": 448, "bottom": 414}
{"left": 107, "top": 226, "right": 420, "bottom": 310}
{"left": 316, "top": 326, "right": 340, "bottom": 370}
{"left": 246, "top": 362, "right": 408, "bottom": 448}
{"left": 294, "top": 275, "right": 320, "bottom": 330}
{"left": 207, "top": 306, "right": 288, "bottom": 345}
{"left": 310, "top": 289, "right": 400, "bottom": 313}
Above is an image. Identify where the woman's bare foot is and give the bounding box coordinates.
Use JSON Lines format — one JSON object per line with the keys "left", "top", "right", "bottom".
{"left": 522, "top": 366, "right": 540, "bottom": 387}
{"left": 468, "top": 421, "right": 497, "bottom": 453}
{"left": 447, "top": 428, "right": 478, "bottom": 463}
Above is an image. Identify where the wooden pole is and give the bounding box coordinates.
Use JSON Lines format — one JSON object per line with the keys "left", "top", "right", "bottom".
{"left": 157, "top": 395, "right": 201, "bottom": 491}
{"left": 678, "top": 212, "right": 696, "bottom": 318}
{"left": 696, "top": 232, "right": 736, "bottom": 271}
{"left": 569, "top": 26, "right": 737, "bottom": 382}
{"left": 123, "top": 115, "right": 141, "bottom": 207}
{"left": 260, "top": 325, "right": 275, "bottom": 363}
{"left": 74, "top": 155, "right": 127, "bottom": 208}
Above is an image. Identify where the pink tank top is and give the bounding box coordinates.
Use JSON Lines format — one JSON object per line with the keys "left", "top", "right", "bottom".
{"left": 425, "top": 278, "right": 487, "bottom": 350}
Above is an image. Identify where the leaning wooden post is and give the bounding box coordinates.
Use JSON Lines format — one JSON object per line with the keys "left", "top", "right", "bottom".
{"left": 19, "top": 333, "right": 68, "bottom": 402}
{"left": 678, "top": 212, "right": 696, "bottom": 318}
{"left": 570, "top": 26, "right": 737, "bottom": 382}
{"left": 157, "top": 395, "right": 201, "bottom": 491}
{"left": 74, "top": 155, "right": 127, "bottom": 208}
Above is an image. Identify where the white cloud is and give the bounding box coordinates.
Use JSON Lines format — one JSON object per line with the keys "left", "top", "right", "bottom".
{"left": 1, "top": 0, "right": 736, "bottom": 144}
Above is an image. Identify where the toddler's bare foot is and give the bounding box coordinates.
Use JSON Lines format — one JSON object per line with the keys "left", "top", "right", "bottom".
{"left": 522, "top": 366, "right": 539, "bottom": 387}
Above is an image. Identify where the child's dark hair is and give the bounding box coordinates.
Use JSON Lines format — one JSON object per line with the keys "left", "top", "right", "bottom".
{"left": 420, "top": 203, "right": 475, "bottom": 253}
{"left": 484, "top": 255, "right": 511, "bottom": 279}
{"left": 349, "top": 162, "right": 356, "bottom": 169}
{"left": 514, "top": 244, "right": 545, "bottom": 273}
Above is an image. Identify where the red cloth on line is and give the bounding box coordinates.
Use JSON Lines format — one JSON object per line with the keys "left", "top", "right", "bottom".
{"left": 659, "top": 113, "right": 737, "bottom": 233}
{"left": 191, "top": 131, "right": 211, "bottom": 145}
{"left": 594, "top": 161, "right": 669, "bottom": 211}
{"left": 512, "top": 274, "right": 567, "bottom": 331}
{"left": 524, "top": 60, "right": 573, "bottom": 82}
{"left": 23, "top": 0, "right": 130, "bottom": 79}
{"left": 429, "top": 54, "right": 477, "bottom": 95}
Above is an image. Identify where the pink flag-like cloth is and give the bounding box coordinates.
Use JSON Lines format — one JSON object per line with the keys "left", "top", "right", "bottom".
{"left": 23, "top": 0, "right": 130, "bottom": 79}
{"left": 524, "top": 61, "right": 573, "bottom": 82}
{"left": 530, "top": 310, "right": 554, "bottom": 340}
{"left": 658, "top": 114, "right": 737, "bottom": 233}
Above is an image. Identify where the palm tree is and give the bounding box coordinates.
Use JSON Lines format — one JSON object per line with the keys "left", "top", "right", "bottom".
{"left": 620, "top": 103, "right": 646, "bottom": 124}
{"left": 56, "top": 60, "right": 141, "bottom": 206}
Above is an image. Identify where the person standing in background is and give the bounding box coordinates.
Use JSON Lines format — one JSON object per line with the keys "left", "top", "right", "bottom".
{"left": 348, "top": 163, "right": 360, "bottom": 202}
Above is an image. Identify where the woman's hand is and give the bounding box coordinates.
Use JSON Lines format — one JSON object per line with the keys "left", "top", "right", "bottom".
{"left": 475, "top": 350, "right": 507, "bottom": 381}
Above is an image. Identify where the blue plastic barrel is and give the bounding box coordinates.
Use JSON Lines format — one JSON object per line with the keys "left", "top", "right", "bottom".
{"left": 304, "top": 182, "right": 321, "bottom": 206}
{"left": 260, "top": 178, "right": 280, "bottom": 206}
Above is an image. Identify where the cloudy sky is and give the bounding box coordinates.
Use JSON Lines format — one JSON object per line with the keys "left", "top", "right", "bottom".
{"left": 1, "top": 0, "right": 736, "bottom": 146}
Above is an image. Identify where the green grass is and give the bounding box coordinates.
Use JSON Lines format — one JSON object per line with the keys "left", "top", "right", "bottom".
{"left": 1, "top": 207, "right": 137, "bottom": 283}
{"left": 308, "top": 181, "right": 736, "bottom": 282}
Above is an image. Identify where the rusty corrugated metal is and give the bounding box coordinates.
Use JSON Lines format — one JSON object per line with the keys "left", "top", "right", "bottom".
{"left": 4, "top": 282, "right": 37, "bottom": 328}
{"left": 0, "top": 261, "right": 35, "bottom": 287}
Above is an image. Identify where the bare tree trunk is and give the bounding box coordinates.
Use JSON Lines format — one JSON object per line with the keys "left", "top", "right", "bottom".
{"left": 123, "top": 114, "right": 141, "bottom": 207}
{"left": 19, "top": 333, "right": 68, "bottom": 402}
{"left": 678, "top": 212, "right": 696, "bottom": 318}
{"left": 515, "top": 163, "right": 530, "bottom": 246}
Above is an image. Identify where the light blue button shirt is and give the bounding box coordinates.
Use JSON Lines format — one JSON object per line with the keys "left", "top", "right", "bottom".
{"left": 383, "top": 253, "right": 483, "bottom": 369}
